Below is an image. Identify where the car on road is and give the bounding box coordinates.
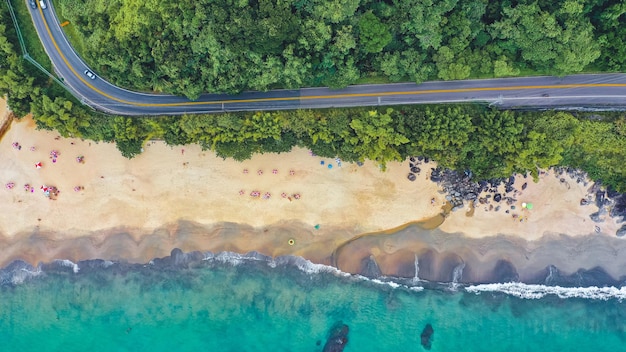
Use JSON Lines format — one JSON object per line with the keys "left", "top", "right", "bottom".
{"left": 84, "top": 70, "right": 96, "bottom": 80}
{"left": 39, "top": 0, "right": 47, "bottom": 9}
{"left": 29, "top": 0, "right": 37, "bottom": 9}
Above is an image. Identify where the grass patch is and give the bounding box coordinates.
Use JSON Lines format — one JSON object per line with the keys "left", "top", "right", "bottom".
{"left": 9, "top": 0, "right": 52, "bottom": 71}
{"left": 59, "top": 21, "right": 86, "bottom": 59}
{"left": 355, "top": 74, "right": 392, "bottom": 85}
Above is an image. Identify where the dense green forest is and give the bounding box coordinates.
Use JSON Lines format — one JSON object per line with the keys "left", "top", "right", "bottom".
{"left": 54, "top": 0, "right": 625, "bottom": 98}
{"left": 1, "top": 2, "right": 626, "bottom": 192}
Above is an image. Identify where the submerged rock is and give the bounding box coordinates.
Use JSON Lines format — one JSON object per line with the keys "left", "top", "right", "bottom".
{"left": 323, "top": 322, "right": 349, "bottom": 352}
{"left": 420, "top": 323, "right": 434, "bottom": 350}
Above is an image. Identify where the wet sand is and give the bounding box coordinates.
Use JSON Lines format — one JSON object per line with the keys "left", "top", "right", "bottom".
{"left": 1, "top": 100, "right": 624, "bottom": 282}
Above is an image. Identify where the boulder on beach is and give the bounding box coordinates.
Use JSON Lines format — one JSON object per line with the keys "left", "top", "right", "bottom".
{"left": 407, "top": 173, "right": 416, "bottom": 182}
{"left": 494, "top": 193, "right": 502, "bottom": 202}
{"left": 590, "top": 211, "right": 605, "bottom": 223}
{"left": 323, "top": 321, "right": 349, "bottom": 352}
{"left": 617, "top": 224, "right": 626, "bottom": 238}
{"left": 420, "top": 323, "right": 434, "bottom": 350}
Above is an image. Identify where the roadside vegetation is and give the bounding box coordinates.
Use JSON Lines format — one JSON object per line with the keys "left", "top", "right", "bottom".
{"left": 54, "top": 0, "right": 624, "bottom": 99}
{"left": 1, "top": 2, "right": 625, "bottom": 192}
{"left": 9, "top": 0, "right": 52, "bottom": 71}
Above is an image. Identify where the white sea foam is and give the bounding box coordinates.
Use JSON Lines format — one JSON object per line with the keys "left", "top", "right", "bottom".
{"left": 291, "top": 258, "right": 346, "bottom": 276}
{"left": 213, "top": 252, "right": 246, "bottom": 266}
{"left": 204, "top": 252, "right": 423, "bottom": 291}
{"left": 371, "top": 279, "right": 401, "bottom": 289}
{"left": 466, "top": 282, "right": 626, "bottom": 301}
{"left": 55, "top": 259, "right": 80, "bottom": 273}
{"left": 10, "top": 267, "right": 42, "bottom": 285}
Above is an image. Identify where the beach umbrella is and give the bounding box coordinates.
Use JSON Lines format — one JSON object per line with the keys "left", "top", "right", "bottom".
{"left": 526, "top": 203, "right": 534, "bottom": 210}
{"left": 35, "top": 162, "right": 42, "bottom": 169}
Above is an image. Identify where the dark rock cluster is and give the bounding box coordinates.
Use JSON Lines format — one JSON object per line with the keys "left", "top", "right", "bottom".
{"left": 427, "top": 167, "right": 520, "bottom": 213}
{"left": 553, "top": 166, "right": 590, "bottom": 187}
{"left": 420, "top": 324, "right": 434, "bottom": 350}
{"left": 407, "top": 159, "right": 626, "bottom": 236}
{"left": 323, "top": 322, "right": 349, "bottom": 352}
{"left": 586, "top": 181, "right": 626, "bottom": 231}
{"left": 406, "top": 156, "right": 426, "bottom": 182}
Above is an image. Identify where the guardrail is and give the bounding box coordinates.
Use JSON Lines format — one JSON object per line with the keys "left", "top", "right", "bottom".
{"left": 4, "top": 0, "right": 76, "bottom": 95}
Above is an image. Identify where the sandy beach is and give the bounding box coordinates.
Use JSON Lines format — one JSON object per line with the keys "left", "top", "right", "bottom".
{"left": 1, "top": 98, "right": 624, "bottom": 282}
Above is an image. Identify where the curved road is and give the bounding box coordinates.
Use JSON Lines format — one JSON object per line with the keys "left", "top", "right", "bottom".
{"left": 30, "top": 1, "right": 626, "bottom": 116}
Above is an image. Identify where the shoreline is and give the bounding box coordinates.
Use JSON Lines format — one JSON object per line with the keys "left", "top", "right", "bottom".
{"left": 4, "top": 226, "right": 626, "bottom": 289}
{"left": 3, "top": 217, "right": 626, "bottom": 286}
{"left": 1, "top": 101, "right": 625, "bottom": 286}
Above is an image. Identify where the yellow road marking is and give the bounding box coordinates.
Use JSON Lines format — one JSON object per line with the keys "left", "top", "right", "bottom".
{"left": 39, "top": 9, "right": 626, "bottom": 109}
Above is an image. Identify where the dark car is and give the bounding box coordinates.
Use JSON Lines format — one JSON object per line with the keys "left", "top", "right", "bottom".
{"left": 29, "top": 0, "right": 37, "bottom": 9}
{"left": 84, "top": 70, "right": 97, "bottom": 80}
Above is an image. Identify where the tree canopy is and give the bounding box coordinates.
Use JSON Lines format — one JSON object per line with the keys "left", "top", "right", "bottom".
{"left": 51, "top": 0, "right": 624, "bottom": 98}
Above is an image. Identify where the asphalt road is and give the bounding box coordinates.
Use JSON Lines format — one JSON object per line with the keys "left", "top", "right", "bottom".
{"left": 30, "top": 1, "right": 626, "bottom": 116}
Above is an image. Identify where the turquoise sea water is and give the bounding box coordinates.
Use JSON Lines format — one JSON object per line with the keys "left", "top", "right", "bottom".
{"left": 1, "top": 256, "right": 626, "bottom": 352}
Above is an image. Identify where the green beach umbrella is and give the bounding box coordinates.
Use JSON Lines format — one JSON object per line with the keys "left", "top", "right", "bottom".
{"left": 526, "top": 203, "right": 533, "bottom": 210}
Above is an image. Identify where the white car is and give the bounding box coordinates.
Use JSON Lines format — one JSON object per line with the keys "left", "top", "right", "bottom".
{"left": 84, "top": 70, "right": 96, "bottom": 80}
{"left": 39, "top": 0, "right": 47, "bottom": 9}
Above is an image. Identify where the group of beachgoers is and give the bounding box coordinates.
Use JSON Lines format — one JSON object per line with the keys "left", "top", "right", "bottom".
{"left": 4, "top": 141, "right": 86, "bottom": 199}
{"left": 239, "top": 167, "right": 302, "bottom": 201}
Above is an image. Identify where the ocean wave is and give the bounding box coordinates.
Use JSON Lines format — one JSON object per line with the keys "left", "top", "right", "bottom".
{"left": 465, "top": 282, "right": 626, "bottom": 301}
{"left": 200, "top": 251, "right": 423, "bottom": 291}
{"left": 2, "top": 250, "right": 623, "bottom": 299}
{"left": 53, "top": 259, "right": 80, "bottom": 273}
